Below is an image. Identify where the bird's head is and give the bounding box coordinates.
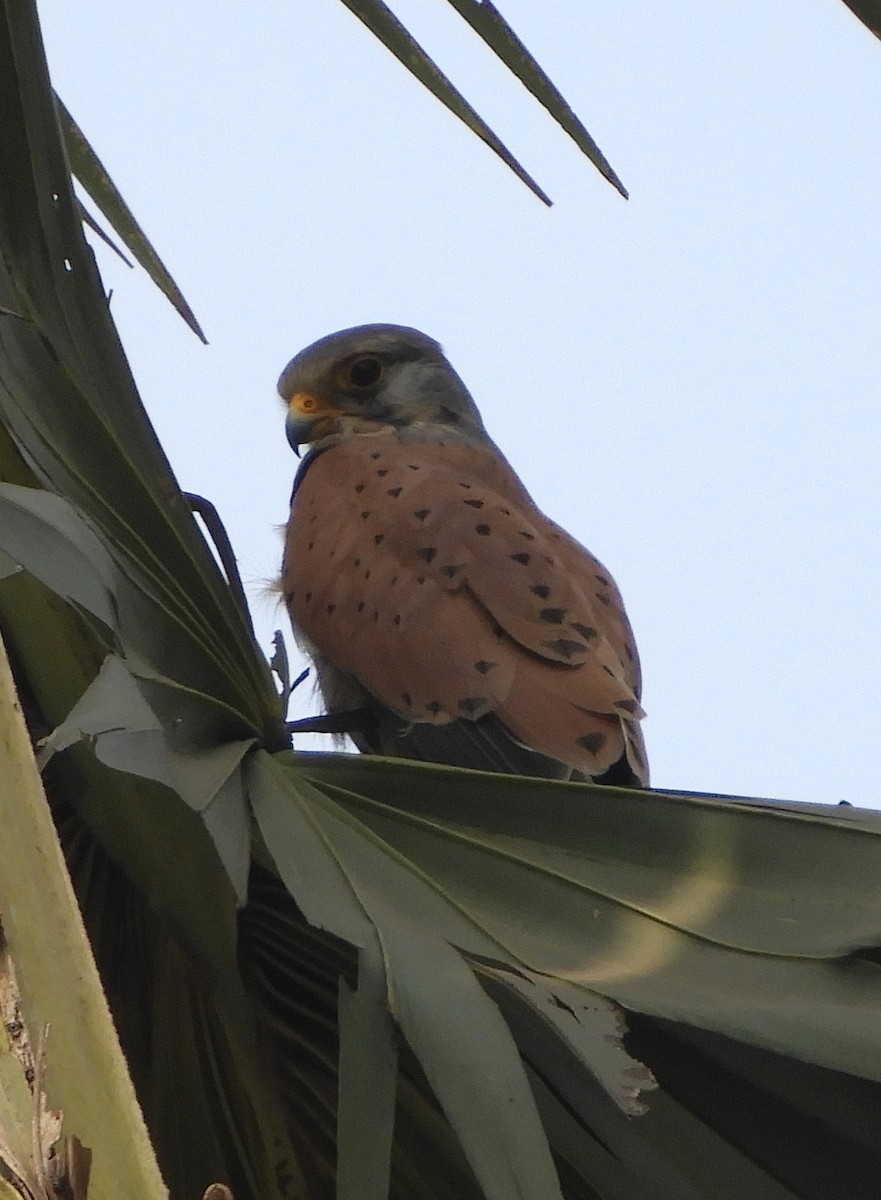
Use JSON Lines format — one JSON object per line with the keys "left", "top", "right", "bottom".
{"left": 277, "top": 324, "right": 488, "bottom": 454}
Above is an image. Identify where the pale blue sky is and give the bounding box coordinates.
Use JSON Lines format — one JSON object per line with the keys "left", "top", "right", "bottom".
{"left": 38, "top": 0, "right": 881, "bottom": 804}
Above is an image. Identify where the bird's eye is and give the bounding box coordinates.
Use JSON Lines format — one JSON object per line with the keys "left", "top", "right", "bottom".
{"left": 348, "top": 357, "right": 383, "bottom": 388}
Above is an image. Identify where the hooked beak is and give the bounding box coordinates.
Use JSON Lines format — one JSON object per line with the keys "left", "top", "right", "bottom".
{"left": 284, "top": 392, "right": 342, "bottom": 456}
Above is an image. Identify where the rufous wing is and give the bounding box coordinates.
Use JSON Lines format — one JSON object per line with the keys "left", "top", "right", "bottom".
{"left": 283, "top": 434, "right": 647, "bottom": 783}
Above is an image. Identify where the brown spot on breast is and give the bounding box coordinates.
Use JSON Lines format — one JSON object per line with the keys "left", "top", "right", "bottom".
{"left": 326, "top": 604, "right": 336, "bottom": 615}
{"left": 475, "top": 524, "right": 491, "bottom": 536}
{"left": 377, "top": 469, "right": 389, "bottom": 477}
{"left": 519, "top": 531, "right": 535, "bottom": 541}
{"left": 416, "top": 546, "right": 437, "bottom": 563}
{"left": 401, "top": 692, "right": 412, "bottom": 707}
{"left": 540, "top": 607, "right": 566, "bottom": 624}
{"left": 530, "top": 583, "right": 550, "bottom": 598}
{"left": 426, "top": 700, "right": 442, "bottom": 715}
{"left": 387, "top": 487, "right": 402, "bottom": 498}
{"left": 360, "top": 510, "right": 370, "bottom": 520}
{"left": 595, "top": 573, "right": 610, "bottom": 586}
{"left": 439, "top": 563, "right": 465, "bottom": 578}
{"left": 474, "top": 660, "right": 497, "bottom": 674}
{"left": 571, "top": 622, "right": 597, "bottom": 640}
{"left": 370, "top": 452, "right": 382, "bottom": 460}
{"left": 413, "top": 508, "right": 430, "bottom": 521}
{"left": 464, "top": 498, "right": 484, "bottom": 508}
{"left": 511, "top": 552, "right": 530, "bottom": 565}
{"left": 374, "top": 534, "right": 384, "bottom": 545}
{"left": 354, "top": 483, "right": 365, "bottom": 493}
{"left": 595, "top": 592, "right": 612, "bottom": 606}
{"left": 577, "top": 732, "right": 607, "bottom": 755}
{"left": 544, "top": 638, "right": 586, "bottom": 658}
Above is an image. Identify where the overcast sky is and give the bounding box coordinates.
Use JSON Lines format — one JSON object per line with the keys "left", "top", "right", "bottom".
{"left": 38, "top": 0, "right": 881, "bottom": 805}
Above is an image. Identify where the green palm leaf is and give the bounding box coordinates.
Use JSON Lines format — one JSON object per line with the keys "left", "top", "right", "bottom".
{"left": 55, "top": 94, "right": 207, "bottom": 343}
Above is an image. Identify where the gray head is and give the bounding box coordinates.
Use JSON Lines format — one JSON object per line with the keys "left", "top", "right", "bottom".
{"left": 277, "top": 324, "right": 488, "bottom": 452}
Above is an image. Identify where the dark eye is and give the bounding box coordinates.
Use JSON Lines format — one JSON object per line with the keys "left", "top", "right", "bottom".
{"left": 348, "top": 356, "right": 383, "bottom": 388}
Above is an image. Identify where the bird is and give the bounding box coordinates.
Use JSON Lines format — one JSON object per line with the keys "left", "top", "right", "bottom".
{"left": 278, "top": 324, "right": 648, "bottom": 787}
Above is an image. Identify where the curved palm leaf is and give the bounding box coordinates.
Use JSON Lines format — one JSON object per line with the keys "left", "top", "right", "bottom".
{"left": 0, "top": 3, "right": 283, "bottom": 754}
{"left": 441, "top": 0, "right": 627, "bottom": 196}
{"left": 55, "top": 94, "right": 207, "bottom": 343}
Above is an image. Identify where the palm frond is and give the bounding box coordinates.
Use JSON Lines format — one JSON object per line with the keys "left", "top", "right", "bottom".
{"left": 3, "top": 4, "right": 881, "bottom": 1200}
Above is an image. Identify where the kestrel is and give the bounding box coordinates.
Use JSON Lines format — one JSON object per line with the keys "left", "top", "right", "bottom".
{"left": 279, "top": 325, "right": 648, "bottom": 786}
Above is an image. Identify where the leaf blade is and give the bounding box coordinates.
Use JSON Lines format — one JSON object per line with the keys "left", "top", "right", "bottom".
{"left": 55, "top": 93, "right": 207, "bottom": 341}
{"left": 335, "top": 0, "right": 552, "bottom": 204}
{"left": 251, "top": 752, "right": 566, "bottom": 1200}
{"left": 0, "top": 628, "right": 168, "bottom": 1200}
{"left": 839, "top": 1, "right": 881, "bottom": 41}
{"left": 298, "top": 754, "right": 881, "bottom": 1083}
{"left": 0, "top": 12, "right": 281, "bottom": 748}
{"left": 444, "top": 0, "right": 627, "bottom": 196}
{"left": 337, "top": 964, "right": 398, "bottom": 1200}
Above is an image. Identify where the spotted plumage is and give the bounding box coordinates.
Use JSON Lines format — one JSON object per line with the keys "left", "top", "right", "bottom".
{"left": 279, "top": 324, "right": 648, "bottom": 786}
